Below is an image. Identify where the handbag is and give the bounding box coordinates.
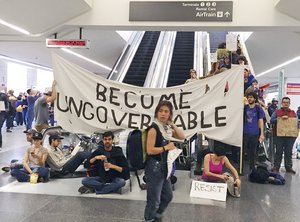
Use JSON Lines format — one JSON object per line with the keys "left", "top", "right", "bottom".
{"left": 16, "top": 105, "right": 23, "bottom": 112}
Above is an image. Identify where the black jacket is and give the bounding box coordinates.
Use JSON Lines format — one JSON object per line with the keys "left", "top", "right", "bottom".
{"left": 85, "top": 145, "right": 130, "bottom": 182}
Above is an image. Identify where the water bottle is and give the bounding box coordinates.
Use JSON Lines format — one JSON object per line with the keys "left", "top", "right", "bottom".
{"left": 104, "top": 159, "right": 110, "bottom": 171}
{"left": 234, "top": 185, "right": 240, "bottom": 197}
{"left": 62, "top": 145, "right": 70, "bottom": 156}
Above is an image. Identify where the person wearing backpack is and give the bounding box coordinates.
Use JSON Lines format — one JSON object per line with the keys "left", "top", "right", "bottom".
{"left": 243, "top": 92, "right": 265, "bottom": 171}
{"left": 144, "top": 100, "right": 185, "bottom": 222}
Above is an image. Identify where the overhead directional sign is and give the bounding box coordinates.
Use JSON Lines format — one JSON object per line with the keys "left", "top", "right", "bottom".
{"left": 129, "top": 1, "right": 233, "bottom": 22}
{"left": 46, "top": 39, "right": 90, "bottom": 49}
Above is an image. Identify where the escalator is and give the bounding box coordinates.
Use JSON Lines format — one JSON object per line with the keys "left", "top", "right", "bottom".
{"left": 167, "top": 32, "right": 194, "bottom": 87}
{"left": 123, "top": 31, "right": 160, "bottom": 86}
{"left": 208, "top": 31, "right": 227, "bottom": 53}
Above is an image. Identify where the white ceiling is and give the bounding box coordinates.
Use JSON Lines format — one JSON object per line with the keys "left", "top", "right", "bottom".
{"left": 0, "top": 0, "right": 126, "bottom": 77}
{"left": 0, "top": 0, "right": 300, "bottom": 86}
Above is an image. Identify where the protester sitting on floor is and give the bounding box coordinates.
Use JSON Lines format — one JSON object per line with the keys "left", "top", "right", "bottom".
{"left": 78, "top": 131, "right": 130, "bottom": 194}
{"left": 202, "top": 145, "right": 241, "bottom": 196}
{"left": 10, "top": 132, "right": 49, "bottom": 182}
{"left": 46, "top": 133, "right": 91, "bottom": 176}
{"left": 1, "top": 129, "right": 37, "bottom": 172}
{"left": 24, "top": 129, "right": 37, "bottom": 144}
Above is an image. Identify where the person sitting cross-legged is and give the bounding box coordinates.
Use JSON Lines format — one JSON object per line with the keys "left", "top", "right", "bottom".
{"left": 10, "top": 132, "right": 49, "bottom": 182}
{"left": 2, "top": 129, "right": 37, "bottom": 173}
{"left": 46, "top": 133, "right": 91, "bottom": 176}
{"left": 78, "top": 131, "right": 130, "bottom": 194}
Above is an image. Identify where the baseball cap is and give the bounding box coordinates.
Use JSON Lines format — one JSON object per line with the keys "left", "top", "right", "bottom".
{"left": 49, "top": 133, "right": 64, "bottom": 141}
{"left": 32, "top": 132, "right": 43, "bottom": 140}
{"left": 23, "top": 129, "right": 37, "bottom": 134}
{"left": 44, "top": 90, "right": 52, "bottom": 96}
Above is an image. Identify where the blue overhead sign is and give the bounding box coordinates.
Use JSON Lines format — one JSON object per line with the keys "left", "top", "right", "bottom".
{"left": 129, "top": 1, "right": 233, "bottom": 22}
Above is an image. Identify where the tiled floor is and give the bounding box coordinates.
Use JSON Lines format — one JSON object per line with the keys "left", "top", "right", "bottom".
{"left": 1, "top": 126, "right": 300, "bottom": 222}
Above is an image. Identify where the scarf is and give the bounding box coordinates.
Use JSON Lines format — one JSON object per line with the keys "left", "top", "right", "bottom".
{"left": 153, "top": 118, "right": 173, "bottom": 141}
{"left": 153, "top": 118, "right": 183, "bottom": 179}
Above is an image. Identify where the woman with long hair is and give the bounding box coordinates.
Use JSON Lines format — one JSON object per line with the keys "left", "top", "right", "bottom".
{"left": 144, "top": 100, "right": 185, "bottom": 222}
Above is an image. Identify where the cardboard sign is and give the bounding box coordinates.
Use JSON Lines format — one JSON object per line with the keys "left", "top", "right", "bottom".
{"left": 190, "top": 180, "right": 227, "bottom": 202}
{"left": 277, "top": 117, "right": 298, "bottom": 137}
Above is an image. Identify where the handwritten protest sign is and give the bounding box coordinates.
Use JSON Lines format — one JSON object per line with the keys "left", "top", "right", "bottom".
{"left": 277, "top": 117, "right": 298, "bottom": 137}
{"left": 190, "top": 180, "right": 227, "bottom": 202}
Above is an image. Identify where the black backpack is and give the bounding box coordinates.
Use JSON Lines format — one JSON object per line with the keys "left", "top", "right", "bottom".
{"left": 249, "top": 166, "right": 269, "bottom": 184}
{"left": 126, "top": 128, "right": 148, "bottom": 190}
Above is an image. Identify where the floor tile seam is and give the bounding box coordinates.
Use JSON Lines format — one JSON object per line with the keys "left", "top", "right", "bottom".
{"left": 0, "top": 190, "right": 234, "bottom": 206}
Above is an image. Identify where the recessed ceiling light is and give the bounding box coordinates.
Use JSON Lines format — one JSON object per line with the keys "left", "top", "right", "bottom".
{"left": 61, "top": 48, "right": 112, "bottom": 71}
{"left": 256, "top": 56, "right": 300, "bottom": 77}
{"left": 0, "top": 19, "right": 30, "bottom": 35}
{"left": 0, "top": 54, "right": 52, "bottom": 71}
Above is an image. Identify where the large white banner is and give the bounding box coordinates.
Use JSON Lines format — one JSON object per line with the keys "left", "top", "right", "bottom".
{"left": 53, "top": 54, "right": 244, "bottom": 146}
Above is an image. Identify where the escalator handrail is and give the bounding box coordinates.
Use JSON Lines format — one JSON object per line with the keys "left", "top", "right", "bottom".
{"left": 108, "top": 31, "right": 145, "bottom": 81}
{"left": 144, "top": 31, "right": 177, "bottom": 88}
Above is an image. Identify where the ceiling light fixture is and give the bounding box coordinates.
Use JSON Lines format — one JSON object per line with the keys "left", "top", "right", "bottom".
{"left": 0, "top": 54, "right": 52, "bottom": 71}
{"left": 0, "top": 19, "right": 30, "bottom": 35}
{"left": 61, "top": 48, "right": 112, "bottom": 71}
{"left": 256, "top": 56, "right": 300, "bottom": 78}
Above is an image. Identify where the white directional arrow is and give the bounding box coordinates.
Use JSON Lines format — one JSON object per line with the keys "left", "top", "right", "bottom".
{"left": 224, "top": 11, "right": 230, "bottom": 17}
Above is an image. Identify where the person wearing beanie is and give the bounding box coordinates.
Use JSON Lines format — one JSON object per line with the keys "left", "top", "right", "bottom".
{"left": 268, "top": 98, "right": 278, "bottom": 117}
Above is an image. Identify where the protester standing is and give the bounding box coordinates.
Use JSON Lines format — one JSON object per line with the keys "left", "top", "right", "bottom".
{"left": 144, "top": 101, "right": 185, "bottom": 222}
{"left": 270, "top": 97, "right": 300, "bottom": 174}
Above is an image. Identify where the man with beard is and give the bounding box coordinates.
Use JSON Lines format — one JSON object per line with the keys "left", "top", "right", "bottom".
{"left": 243, "top": 92, "right": 265, "bottom": 171}
{"left": 78, "top": 131, "right": 130, "bottom": 194}
{"left": 270, "top": 97, "right": 300, "bottom": 174}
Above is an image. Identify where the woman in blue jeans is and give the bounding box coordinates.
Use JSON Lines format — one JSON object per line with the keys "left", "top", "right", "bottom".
{"left": 11, "top": 132, "right": 49, "bottom": 182}
{"left": 144, "top": 101, "right": 185, "bottom": 222}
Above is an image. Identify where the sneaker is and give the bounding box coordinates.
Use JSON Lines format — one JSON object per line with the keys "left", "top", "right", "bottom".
{"left": 2, "top": 166, "right": 10, "bottom": 172}
{"left": 37, "top": 177, "right": 45, "bottom": 183}
{"left": 271, "top": 167, "right": 279, "bottom": 173}
{"left": 78, "top": 186, "right": 94, "bottom": 194}
{"left": 286, "top": 168, "right": 296, "bottom": 174}
{"left": 154, "top": 217, "right": 163, "bottom": 222}
{"left": 115, "top": 188, "right": 123, "bottom": 194}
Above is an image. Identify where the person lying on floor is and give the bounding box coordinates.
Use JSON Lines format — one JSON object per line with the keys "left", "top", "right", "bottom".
{"left": 78, "top": 131, "right": 130, "bottom": 194}
{"left": 10, "top": 132, "right": 49, "bottom": 182}
{"left": 46, "top": 133, "right": 91, "bottom": 177}
{"left": 202, "top": 145, "right": 241, "bottom": 196}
